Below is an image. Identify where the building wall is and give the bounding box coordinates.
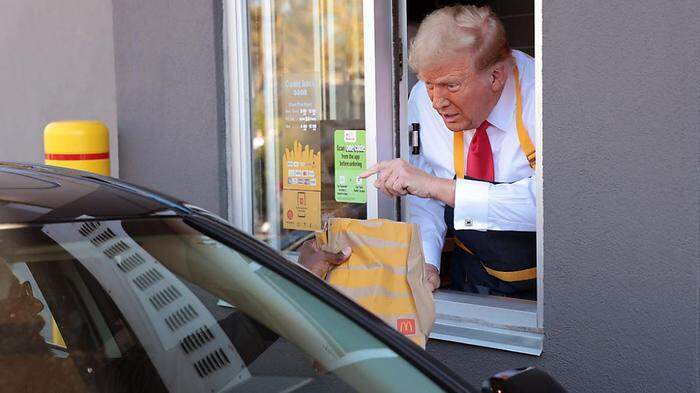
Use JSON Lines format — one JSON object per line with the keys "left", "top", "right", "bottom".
{"left": 427, "top": 1, "right": 699, "bottom": 391}
{"left": 0, "top": 0, "right": 119, "bottom": 175}
{"left": 112, "top": 0, "right": 227, "bottom": 215}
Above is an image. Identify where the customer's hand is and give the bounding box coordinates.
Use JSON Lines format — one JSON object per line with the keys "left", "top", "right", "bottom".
{"left": 298, "top": 239, "right": 351, "bottom": 278}
{"left": 424, "top": 263, "right": 440, "bottom": 292}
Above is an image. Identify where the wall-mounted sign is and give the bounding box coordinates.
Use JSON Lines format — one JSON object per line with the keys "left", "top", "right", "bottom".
{"left": 334, "top": 130, "right": 366, "bottom": 203}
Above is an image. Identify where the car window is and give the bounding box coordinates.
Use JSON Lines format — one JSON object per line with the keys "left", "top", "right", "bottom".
{"left": 0, "top": 218, "right": 443, "bottom": 392}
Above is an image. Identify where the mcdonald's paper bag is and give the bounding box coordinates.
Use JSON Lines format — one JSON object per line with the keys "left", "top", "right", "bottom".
{"left": 316, "top": 218, "right": 435, "bottom": 348}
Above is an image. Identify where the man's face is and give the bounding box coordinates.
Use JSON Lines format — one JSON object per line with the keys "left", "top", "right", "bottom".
{"left": 419, "top": 57, "right": 500, "bottom": 132}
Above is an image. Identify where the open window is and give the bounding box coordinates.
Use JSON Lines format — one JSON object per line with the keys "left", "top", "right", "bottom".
{"left": 401, "top": 0, "right": 543, "bottom": 355}
{"left": 224, "top": 0, "right": 543, "bottom": 355}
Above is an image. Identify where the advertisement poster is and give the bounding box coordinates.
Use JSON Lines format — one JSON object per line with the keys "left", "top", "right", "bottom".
{"left": 334, "top": 130, "right": 367, "bottom": 203}
{"left": 282, "top": 141, "right": 321, "bottom": 231}
{"left": 281, "top": 73, "right": 322, "bottom": 231}
{"left": 282, "top": 189, "right": 321, "bottom": 231}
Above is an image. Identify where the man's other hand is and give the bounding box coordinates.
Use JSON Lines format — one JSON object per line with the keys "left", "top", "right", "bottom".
{"left": 298, "top": 239, "right": 351, "bottom": 278}
{"left": 424, "top": 263, "right": 440, "bottom": 291}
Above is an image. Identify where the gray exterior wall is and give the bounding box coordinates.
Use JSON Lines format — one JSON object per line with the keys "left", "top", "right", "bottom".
{"left": 0, "top": 0, "right": 118, "bottom": 175}
{"left": 112, "top": 0, "right": 227, "bottom": 215}
{"left": 427, "top": 1, "right": 699, "bottom": 391}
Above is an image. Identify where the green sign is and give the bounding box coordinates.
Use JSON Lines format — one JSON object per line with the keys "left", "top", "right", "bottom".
{"left": 334, "top": 130, "right": 367, "bottom": 203}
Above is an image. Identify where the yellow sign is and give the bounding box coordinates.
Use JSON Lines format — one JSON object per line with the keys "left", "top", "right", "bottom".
{"left": 282, "top": 140, "right": 321, "bottom": 191}
{"left": 282, "top": 189, "right": 321, "bottom": 231}
{"left": 282, "top": 139, "right": 321, "bottom": 231}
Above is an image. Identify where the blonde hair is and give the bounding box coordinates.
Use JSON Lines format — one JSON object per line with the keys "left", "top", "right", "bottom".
{"left": 408, "top": 5, "right": 510, "bottom": 73}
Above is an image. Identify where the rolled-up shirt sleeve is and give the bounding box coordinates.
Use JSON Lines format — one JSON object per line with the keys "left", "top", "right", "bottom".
{"left": 454, "top": 174, "right": 537, "bottom": 232}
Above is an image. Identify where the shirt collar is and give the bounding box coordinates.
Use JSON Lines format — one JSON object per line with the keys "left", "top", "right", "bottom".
{"left": 486, "top": 68, "right": 515, "bottom": 133}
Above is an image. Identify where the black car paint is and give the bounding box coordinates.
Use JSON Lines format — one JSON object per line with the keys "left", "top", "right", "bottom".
{"left": 0, "top": 162, "right": 477, "bottom": 393}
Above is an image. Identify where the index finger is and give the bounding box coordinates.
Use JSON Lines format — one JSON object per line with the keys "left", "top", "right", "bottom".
{"left": 359, "top": 163, "right": 381, "bottom": 179}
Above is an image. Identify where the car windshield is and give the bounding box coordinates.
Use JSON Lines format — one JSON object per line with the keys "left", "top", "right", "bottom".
{"left": 0, "top": 217, "right": 443, "bottom": 392}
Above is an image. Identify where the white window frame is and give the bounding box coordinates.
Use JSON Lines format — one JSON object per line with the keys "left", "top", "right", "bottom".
{"left": 363, "top": 0, "right": 397, "bottom": 220}
{"left": 224, "top": 0, "right": 544, "bottom": 356}
{"left": 223, "top": 0, "right": 254, "bottom": 232}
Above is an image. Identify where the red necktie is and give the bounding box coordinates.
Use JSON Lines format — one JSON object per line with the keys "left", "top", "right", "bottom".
{"left": 466, "top": 121, "right": 494, "bottom": 182}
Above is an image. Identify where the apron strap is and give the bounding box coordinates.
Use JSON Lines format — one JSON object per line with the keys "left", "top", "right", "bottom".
{"left": 454, "top": 238, "right": 536, "bottom": 282}
{"left": 452, "top": 61, "right": 536, "bottom": 176}
{"left": 513, "top": 64, "right": 536, "bottom": 169}
{"left": 453, "top": 131, "right": 466, "bottom": 179}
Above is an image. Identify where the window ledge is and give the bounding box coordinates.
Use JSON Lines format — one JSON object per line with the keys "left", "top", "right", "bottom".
{"left": 429, "top": 290, "right": 543, "bottom": 356}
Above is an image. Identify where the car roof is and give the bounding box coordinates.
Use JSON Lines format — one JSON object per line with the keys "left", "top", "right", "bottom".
{"left": 0, "top": 162, "right": 190, "bottom": 224}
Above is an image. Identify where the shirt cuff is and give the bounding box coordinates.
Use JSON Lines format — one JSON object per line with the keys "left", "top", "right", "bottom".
{"left": 454, "top": 179, "right": 490, "bottom": 231}
{"left": 422, "top": 237, "right": 443, "bottom": 273}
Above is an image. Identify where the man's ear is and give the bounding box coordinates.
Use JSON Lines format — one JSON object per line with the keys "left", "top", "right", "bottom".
{"left": 490, "top": 62, "right": 508, "bottom": 92}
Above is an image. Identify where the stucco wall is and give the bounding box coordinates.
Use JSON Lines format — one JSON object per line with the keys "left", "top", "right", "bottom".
{"left": 112, "top": 0, "right": 227, "bottom": 215}
{"left": 0, "top": 0, "right": 118, "bottom": 175}
{"left": 427, "top": 1, "right": 699, "bottom": 391}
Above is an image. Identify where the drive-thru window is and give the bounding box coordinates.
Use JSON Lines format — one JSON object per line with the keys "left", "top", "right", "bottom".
{"left": 224, "top": 0, "right": 542, "bottom": 355}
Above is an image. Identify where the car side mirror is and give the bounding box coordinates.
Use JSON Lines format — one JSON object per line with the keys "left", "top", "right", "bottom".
{"left": 481, "top": 366, "right": 566, "bottom": 393}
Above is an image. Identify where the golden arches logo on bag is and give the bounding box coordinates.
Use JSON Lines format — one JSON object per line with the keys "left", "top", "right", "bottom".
{"left": 397, "top": 318, "right": 417, "bottom": 336}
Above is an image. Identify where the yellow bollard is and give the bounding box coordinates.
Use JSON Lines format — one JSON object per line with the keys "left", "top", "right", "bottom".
{"left": 44, "top": 120, "right": 110, "bottom": 176}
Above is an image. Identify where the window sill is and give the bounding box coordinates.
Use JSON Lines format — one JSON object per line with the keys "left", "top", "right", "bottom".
{"left": 430, "top": 290, "right": 543, "bottom": 356}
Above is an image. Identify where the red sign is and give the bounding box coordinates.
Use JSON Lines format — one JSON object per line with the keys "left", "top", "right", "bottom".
{"left": 397, "top": 318, "right": 416, "bottom": 336}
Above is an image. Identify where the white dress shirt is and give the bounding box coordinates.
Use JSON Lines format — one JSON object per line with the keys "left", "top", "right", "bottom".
{"left": 407, "top": 50, "right": 537, "bottom": 270}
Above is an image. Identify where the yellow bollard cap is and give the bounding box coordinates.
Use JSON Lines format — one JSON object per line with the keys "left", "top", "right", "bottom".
{"left": 44, "top": 120, "right": 109, "bottom": 155}
{"left": 44, "top": 120, "right": 110, "bottom": 176}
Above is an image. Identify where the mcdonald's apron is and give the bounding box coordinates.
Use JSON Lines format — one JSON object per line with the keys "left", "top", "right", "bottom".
{"left": 446, "top": 63, "right": 536, "bottom": 297}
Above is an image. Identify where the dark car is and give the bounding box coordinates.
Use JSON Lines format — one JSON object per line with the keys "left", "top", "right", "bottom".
{"left": 0, "top": 162, "right": 564, "bottom": 393}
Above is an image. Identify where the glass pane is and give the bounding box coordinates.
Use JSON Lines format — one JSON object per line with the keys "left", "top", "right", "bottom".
{"left": 0, "top": 219, "right": 442, "bottom": 392}
{"left": 248, "top": 0, "right": 367, "bottom": 250}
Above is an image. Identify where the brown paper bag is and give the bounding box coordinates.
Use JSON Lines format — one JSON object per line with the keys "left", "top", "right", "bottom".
{"left": 316, "top": 218, "right": 435, "bottom": 347}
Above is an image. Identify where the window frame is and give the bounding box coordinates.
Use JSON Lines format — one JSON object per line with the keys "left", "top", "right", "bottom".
{"left": 224, "top": 0, "right": 254, "bottom": 233}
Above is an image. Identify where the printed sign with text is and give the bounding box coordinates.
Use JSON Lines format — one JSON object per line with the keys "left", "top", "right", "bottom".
{"left": 334, "top": 130, "right": 366, "bottom": 203}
